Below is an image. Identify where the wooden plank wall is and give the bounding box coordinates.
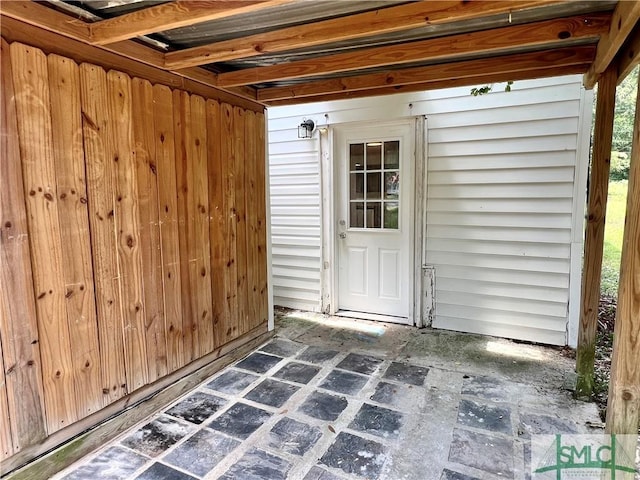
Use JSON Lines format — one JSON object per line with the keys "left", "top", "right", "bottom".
{"left": 0, "top": 41, "right": 268, "bottom": 463}
{"left": 0, "top": 39, "right": 48, "bottom": 460}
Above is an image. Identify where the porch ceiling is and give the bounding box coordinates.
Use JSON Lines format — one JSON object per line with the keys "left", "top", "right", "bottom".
{"left": 1, "top": 0, "right": 638, "bottom": 106}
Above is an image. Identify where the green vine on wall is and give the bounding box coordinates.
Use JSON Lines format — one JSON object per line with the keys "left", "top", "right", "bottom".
{"left": 470, "top": 81, "right": 513, "bottom": 96}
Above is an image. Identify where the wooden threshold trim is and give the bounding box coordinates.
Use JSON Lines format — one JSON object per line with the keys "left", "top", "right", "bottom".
{"left": 2, "top": 324, "right": 271, "bottom": 478}
{"left": 164, "top": 0, "right": 561, "bottom": 69}
{"left": 264, "top": 63, "right": 590, "bottom": 106}
{"left": 0, "top": 2, "right": 260, "bottom": 104}
{"left": 0, "top": 16, "right": 263, "bottom": 112}
{"left": 617, "top": 24, "right": 640, "bottom": 85}
{"left": 258, "top": 45, "right": 596, "bottom": 102}
{"left": 89, "top": 0, "right": 295, "bottom": 45}
{"left": 583, "top": 0, "right": 640, "bottom": 88}
{"left": 216, "top": 13, "right": 610, "bottom": 87}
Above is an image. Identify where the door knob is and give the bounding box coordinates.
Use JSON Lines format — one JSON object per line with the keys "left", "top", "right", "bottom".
{"left": 339, "top": 232, "right": 346, "bottom": 239}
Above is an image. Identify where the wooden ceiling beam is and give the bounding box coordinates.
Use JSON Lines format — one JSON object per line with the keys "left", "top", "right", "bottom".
{"left": 617, "top": 24, "right": 640, "bottom": 85}
{"left": 258, "top": 45, "right": 596, "bottom": 102}
{"left": 264, "top": 63, "right": 590, "bottom": 106}
{"left": 164, "top": 0, "right": 561, "bottom": 69}
{"left": 0, "top": 1, "right": 259, "bottom": 102}
{"left": 88, "top": 0, "right": 294, "bottom": 46}
{"left": 0, "top": 15, "right": 263, "bottom": 111}
{"left": 0, "top": 0, "right": 91, "bottom": 41}
{"left": 583, "top": 0, "right": 640, "bottom": 88}
{"left": 216, "top": 13, "right": 610, "bottom": 87}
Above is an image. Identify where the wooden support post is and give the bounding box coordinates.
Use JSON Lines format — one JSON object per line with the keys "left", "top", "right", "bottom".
{"left": 575, "top": 65, "right": 617, "bottom": 397}
{"left": 605, "top": 74, "right": 640, "bottom": 434}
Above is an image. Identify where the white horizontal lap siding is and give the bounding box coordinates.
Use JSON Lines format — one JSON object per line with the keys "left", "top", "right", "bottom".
{"left": 424, "top": 79, "right": 584, "bottom": 345}
{"left": 268, "top": 120, "right": 322, "bottom": 311}
{"left": 266, "top": 75, "right": 588, "bottom": 344}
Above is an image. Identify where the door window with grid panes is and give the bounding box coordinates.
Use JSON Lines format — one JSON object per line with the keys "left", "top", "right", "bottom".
{"left": 349, "top": 140, "right": 400, "bottom": 229}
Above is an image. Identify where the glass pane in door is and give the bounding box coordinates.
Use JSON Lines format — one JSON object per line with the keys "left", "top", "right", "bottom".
{"left": 366, "top": 142, "right": 382, "bottom": 169}
{"left": 348, "top": 140, "right": 400, "bottom": 230}
{"left": 350, "top": 143, "right": 364, "bottom": 170}
{"left": 350, "top": 202, "right": 364, "bottom": 228}
{"left": 366, "top": 172, "right": 382, "bottom": 200}
{"left": 384, "top": 171, "right": 399, "bottom": 200}
{"left": 384, "top": 141, "right": 400, "bottom": 169}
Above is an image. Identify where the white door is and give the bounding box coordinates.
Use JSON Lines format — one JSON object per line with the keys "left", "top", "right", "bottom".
{"left": 334, "top": 122, "right": 414, "bottom": 323}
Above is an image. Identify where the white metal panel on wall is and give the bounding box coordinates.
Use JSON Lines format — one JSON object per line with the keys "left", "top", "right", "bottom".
{"left": 267, "top": 75, "right": 591, "bottom": 345}
{"left": 267, "top": 119, "right": 322, "bottom": 311}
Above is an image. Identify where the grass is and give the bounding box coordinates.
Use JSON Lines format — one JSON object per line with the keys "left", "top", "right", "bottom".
{"left": 601, "top": 180, "right": 628, "bottom": 296}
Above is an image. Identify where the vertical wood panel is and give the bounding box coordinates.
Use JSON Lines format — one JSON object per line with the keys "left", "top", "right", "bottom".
{"left": 80, "top": 63, "right": 127, "bottom": 405}
{"left": 108, "top": 71, "right": 148, "bottom": 393}
{"left": 190, "top": 95, "right": 215, "bottom": 356}
{"left": 132, "top": 78, "right": 167, "bottom": 382}
{"left": 154, "top": 85, "right": 184, "bottom": 372}
{"left": 233, "top": 107, "right": 249, "bottom": 335}
{"left": 174, "top": 90, "right": 197, "bottom": 363}
{"left": 255, "top": 112, "right": 269, "bottom": 327}
{"left": 0, "top": 329, "right": 14, "bottom": 460}
{"left": 10, "top": 42, "right": 78, "bottom": 433}
{"left": 47, "top": 54, "right": 103, "bottom": 419}
{"left": 0, "top": 38, "right": 46, "bottom": 453}
{"left": 1, "top": 39, "right": 268, "bottom": 464}
{"left": 221, "top": 103, "right": 239, "bottom": 339}
{"left": 206, "top": 99, "right": 229, "bottom": 348}
{"left": 244, "top": 110, "right": 260, "bottom": 329}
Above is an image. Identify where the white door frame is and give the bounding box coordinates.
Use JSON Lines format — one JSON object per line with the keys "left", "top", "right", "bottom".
{"left": 321, "top": 118, "right": 422, "bottom": 324}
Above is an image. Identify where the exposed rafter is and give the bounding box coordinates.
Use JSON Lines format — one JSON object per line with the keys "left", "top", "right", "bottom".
{"left": 583, "top": 0, "right": 640, "bottom": 88}
{"left": 0, "top": 1, "right": 258, "bottom": 102}
{"left": 88, "top": 0, "right": 295, "bottom": 46}
{"left": 0, "top": 15, "right": 263, "bottom": 112}
{"left": 164, "top": 0, "right": 561, "bottom": 69}
{"left": 257, "top": 45, "right": 596, "bottom": 102}
{"left": 215, "top": 13, "right": 610, "bottom": 87}
{"left": 0, "top": 0, "right": 91, "bottom": 40}
{"left": 265, "top": 64, "right": 589, "bottom": 106}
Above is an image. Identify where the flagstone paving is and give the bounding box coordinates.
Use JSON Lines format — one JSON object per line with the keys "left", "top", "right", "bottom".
{"left": 52, "top": 312, "right": 607, "bottom": 480}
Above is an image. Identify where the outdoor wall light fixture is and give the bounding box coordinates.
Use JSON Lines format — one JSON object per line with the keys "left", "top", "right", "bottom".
{"left": 298, "top": 118, "right": 315, "bottom": 138}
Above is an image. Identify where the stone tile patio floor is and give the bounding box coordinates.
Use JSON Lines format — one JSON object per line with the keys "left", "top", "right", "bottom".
{"left": 52, "top": 311, "right": 605, "bottom": 480}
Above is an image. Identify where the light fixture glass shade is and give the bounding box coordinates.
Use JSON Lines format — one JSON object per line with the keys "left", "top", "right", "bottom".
{"left": 298, "top": 119, "right": 315, "bottom": 138}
